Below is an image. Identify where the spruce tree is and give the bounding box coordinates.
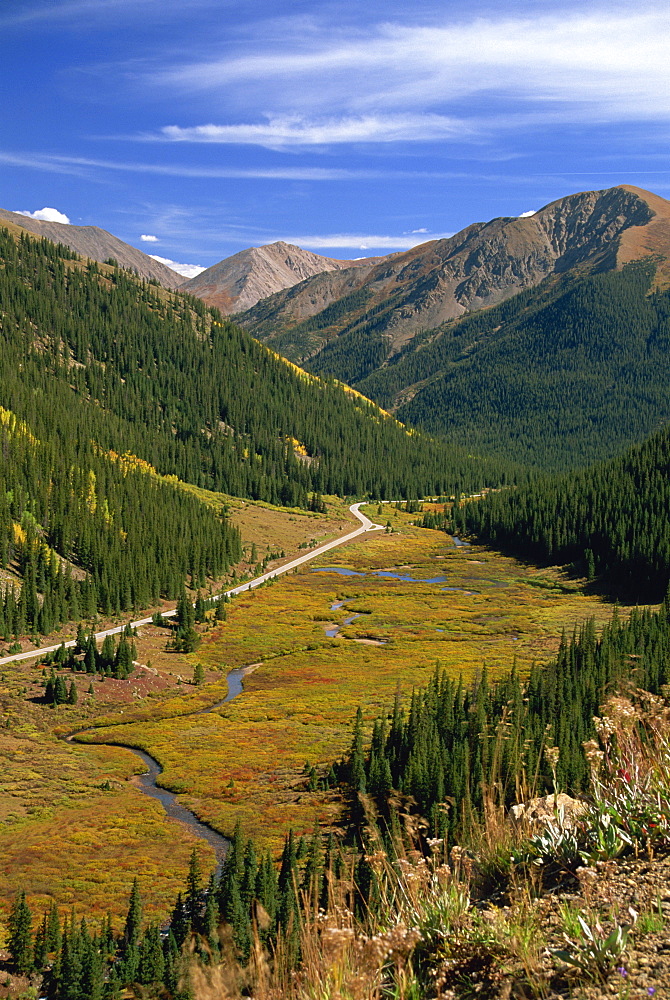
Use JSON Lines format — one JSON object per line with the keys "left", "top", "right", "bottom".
{"left": 8, "top": 891, "right": 33, "bottom": 973}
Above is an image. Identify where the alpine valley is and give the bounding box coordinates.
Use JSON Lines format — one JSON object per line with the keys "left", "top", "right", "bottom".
{"left": 2, "top": 187, "right": 670, "bottom": 1000}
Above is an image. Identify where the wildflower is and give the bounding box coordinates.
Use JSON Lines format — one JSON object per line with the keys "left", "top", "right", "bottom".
{"left": 647, "top": 989, "right": 655, "bottom": 996}
{"left": 616, "top": 966, "right": 627, "bottom": 977}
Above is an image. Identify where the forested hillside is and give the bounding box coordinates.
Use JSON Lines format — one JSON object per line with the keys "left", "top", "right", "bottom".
{"left": 0, "top": 227, "right": 511, "bottom": 507}
{"left": 354, "top": 261, "right": 670, "bottom": 470}
{"left": 462, "top": 422, "right": 670, "bottom": 601}
{"left": 0, "top": 407, "right": 240, "bottom": 632}
{"left": 0, "top": 225, "right": 519, "bottom": 634}
{"left": 340, "top": 599, "right": 670, "bottom": 842}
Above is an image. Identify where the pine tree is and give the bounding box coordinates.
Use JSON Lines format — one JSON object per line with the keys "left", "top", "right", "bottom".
{"left": 138, "top": 924, "right": 165, "bottom": 985}
{"left": 54, "top": 674, "right": 68, "bottom": 705}
{"left": 121, "top": 878, "right": 142, "bottom": 981}
{"left": 8, "top": 891, "right": 33, "bottom": 973}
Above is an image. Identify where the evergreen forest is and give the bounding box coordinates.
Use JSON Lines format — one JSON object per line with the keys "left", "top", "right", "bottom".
{"left": 0, "top": 224, "right": 518, "bottom": 634}
{"left": 0, "top": 227, "right": 511, "bottom": 507}
{"left": 302, "top": 261, "right": 670, "bottom": 472}
{"left": 462, "top": 422, "right": 670, "bottom": 602}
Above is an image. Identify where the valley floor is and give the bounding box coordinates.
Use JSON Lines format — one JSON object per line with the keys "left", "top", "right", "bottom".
{"left": 0, "top": 502, "right": 625, "bottom": 926}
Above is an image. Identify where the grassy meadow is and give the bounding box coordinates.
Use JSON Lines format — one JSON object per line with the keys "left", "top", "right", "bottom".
{"left": 0, "top": 496, "right": 353, "bottom": 923}
{"left": 78, "top": 505, "right": 622, "bottom": 856}
{"left": 0, "top": 725, "right": 214, "bottom": 925}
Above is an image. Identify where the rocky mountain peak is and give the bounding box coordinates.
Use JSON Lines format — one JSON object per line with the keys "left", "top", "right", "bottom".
{"left": 180, "top": 241, "right": 391, "bottom": 314}
{"left": 238, "top": 185, "right": 670, "bottom": 366}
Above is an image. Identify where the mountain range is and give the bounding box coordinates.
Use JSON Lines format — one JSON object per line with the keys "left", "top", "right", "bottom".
{"left": 4, "top": 184, "right": 670, "bottom": 474}
{"left": 236, "top": 185, "right": 670, "bottom": 365}
{"left": 226, "top": 185, "right": 670, "bottom": 471}
{"left": 180, "top": 242, "right": 391, "bottom": 314}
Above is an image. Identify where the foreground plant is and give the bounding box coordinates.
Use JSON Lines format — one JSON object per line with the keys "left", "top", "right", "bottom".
{"left": 585, "top": 692, "right": 670, "bottom": 856}
{"left": 552, "top": 910, "right": 634, "bottom": 983}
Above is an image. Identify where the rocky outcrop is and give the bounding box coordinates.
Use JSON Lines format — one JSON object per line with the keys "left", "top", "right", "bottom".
{"left": 510, "top": 793, "right": 588, "bottom": 829}
{"left": 180, "top": 241, "right": 389, "bottom": 314}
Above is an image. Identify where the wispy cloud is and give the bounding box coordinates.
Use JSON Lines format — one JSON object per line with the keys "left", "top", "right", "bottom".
{"left": 140, "top": 233, "right": 158, "bottom": 241}
{"left": 150, "top": 8, "right": 670, "bottom": 133}
{"left": 0, "top": 0, "right": 218, "bottom": 28}
{"left": 273, "top": 232, "right": 450, "bottom": 250}
{"left": 0, "top": 149, "right": 486, "bottom": 181}
{"left": 14, "top": 206, "right": 71, "bottom": 223}
{"left": 149, "top": 254, "right": 206, "bottom": 278}
{"left": 156, "top": 113, "right": 472, "bottom": 147}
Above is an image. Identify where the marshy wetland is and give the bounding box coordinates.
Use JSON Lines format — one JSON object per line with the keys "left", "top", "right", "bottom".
{"left": 0, "top": 500, "right": 626, "bottom": 918}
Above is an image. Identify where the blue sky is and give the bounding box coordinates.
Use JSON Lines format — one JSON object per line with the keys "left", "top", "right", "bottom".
{"left": 2, "top": 0, "right": 670, "bottom": 275}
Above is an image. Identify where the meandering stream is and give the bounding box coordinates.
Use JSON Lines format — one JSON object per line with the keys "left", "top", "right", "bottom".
{"left": 71, "top": 665, "right": 255, "bottom": 866}
{"left": 62, "top": 521, "right": 471, "bottom": 865}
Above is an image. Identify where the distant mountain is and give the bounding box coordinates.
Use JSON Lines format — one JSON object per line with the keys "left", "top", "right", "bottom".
{"left": 0, "top": 208, "right": 184, "bottom": 289}
{"left": 239, "top": 186, "right": 670, "bottom": 370}
{"left": 235, "top": 185, "right": 670, "bottom": 473}
{"left": 180, "top": 241, "right": 390, "bottom": 314}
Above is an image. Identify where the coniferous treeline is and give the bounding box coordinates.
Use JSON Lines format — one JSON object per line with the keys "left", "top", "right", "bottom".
{"left": 0, "top": 227, "right": 515, "bottom": 505}
{"left": 337, "top": 598, "right": 670, "bottom": 846}
{"left": 463, "top": 422, "right": 670, "bottom": 602}
{"left": 0, "top": 407, "right": 241, "bottom": 636}
{"left": 4, "top": 831, "right": 334, "bottom": 999}
{"left": 348, "top": 261, "right": 670, "bottom": 472}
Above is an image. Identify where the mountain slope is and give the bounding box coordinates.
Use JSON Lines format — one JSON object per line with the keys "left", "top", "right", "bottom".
{"left": 0, "top": 223, "right": 512, "bottom": 518}
{"left": 0, "top": 208, "right": 184, "bottom": 289}
{"left": 464, "top": 420, "right": 670, "bottom": 601}
{"left": 362, "top": 259, "right": 670, "bottom": 470}
{"left": 180, "top": 241, "right": 389, "bottom": 314}
{"left": 0, "top": 222, "right": 521, "bottom": 632}
{"left": 239, "top": 185, "right": 666, "bottom": 371}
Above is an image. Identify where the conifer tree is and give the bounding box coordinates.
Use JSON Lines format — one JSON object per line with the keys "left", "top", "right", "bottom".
{"left": 7, "top": 891, "right": 33, "bottom": 973}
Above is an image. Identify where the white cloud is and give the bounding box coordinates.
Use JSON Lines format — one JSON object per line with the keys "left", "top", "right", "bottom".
{"left": 0, "top": 149, "right": 478, "bottom": 181}
{"left": 149, "top": 254, "right": 206, "bottom": 278}
{"left": 1, "top": 150, "right": 423, "bottom": 180}
{"left": 151, "top": 8, "right": 670, "bottom": 133}
{"left": 15, "top": 206, "right": 70, "bottom": 224}
{"left": 140, "top": 233, "right": 159, "bottom": 241}
{"left": 276, "top": 232, "right": 449, "bottom": 250}
{"left": 407, "top": 227, "right": 429, "bottom": 233}
{"left": 157, "top": 113, "right": 471, "bottom": 147}
{"left": 518, "top": 210, "right": 536, "bottom": 218}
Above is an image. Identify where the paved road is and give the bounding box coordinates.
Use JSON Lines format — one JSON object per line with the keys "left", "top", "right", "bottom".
{"left": 0, "top": 502, "right": 384, "bottom": 668}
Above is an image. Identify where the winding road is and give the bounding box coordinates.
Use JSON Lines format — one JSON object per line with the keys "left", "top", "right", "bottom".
{"left": 0, "top": 501, "right": 384, "bottom": 668}
{"left": 3, "top": 502, "right": 384, "bottom": 862}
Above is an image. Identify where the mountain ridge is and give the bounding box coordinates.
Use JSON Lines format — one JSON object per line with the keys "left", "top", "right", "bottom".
{"left": 0, "top": 208, "right": 184, "bottom": 289}
{"left": 180, "top": 240, "right": 391, "bottom": 313}
{"left": 238, "top": 185, "right": 670, "bottom": 367}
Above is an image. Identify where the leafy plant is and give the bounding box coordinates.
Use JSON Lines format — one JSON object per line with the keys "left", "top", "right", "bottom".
{"left": 579, "top": 809, "right": 633, "bottom": 862}
{"left": 552, "top": 912, "right": 633, "bottom": 982}
{"left": 512, "top": 808, "right": 582, "bottom": 873}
